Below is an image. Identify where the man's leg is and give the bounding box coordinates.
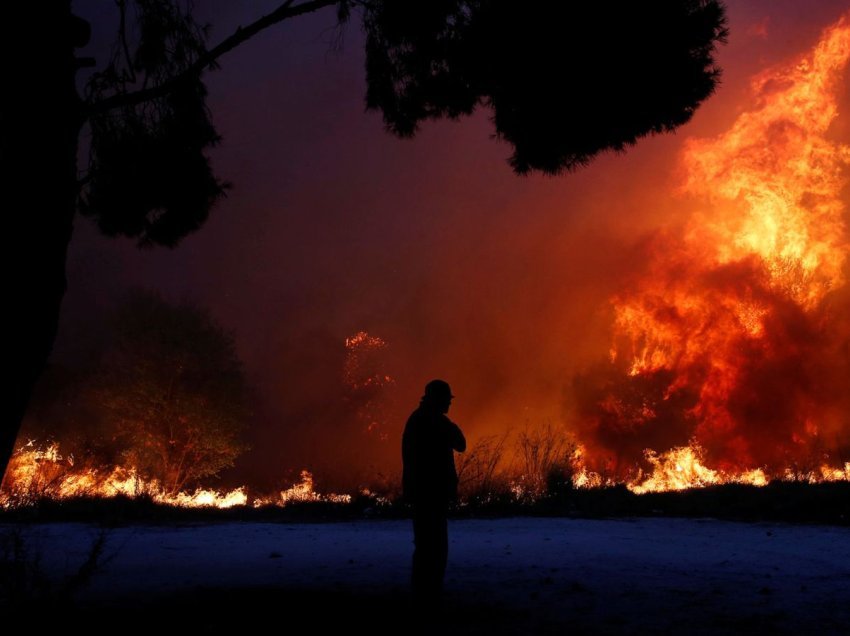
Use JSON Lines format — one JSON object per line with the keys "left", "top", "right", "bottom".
{"left": 411, "top": 505, "right": 428, "bottom": 599}
{"left": 434, "top": 509, "right": 448, "bottom": 590}
{"left": 411, "top": 503, "right": 448, "bottom": 602}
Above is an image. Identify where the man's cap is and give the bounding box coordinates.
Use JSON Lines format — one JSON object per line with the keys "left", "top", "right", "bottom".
{"left": 424, "top": 379, "right": 454, "bottom": 399}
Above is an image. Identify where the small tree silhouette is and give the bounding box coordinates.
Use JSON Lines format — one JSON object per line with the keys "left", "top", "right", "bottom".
{"left": 93, "top": 290, "right": 249, "bottom": 494}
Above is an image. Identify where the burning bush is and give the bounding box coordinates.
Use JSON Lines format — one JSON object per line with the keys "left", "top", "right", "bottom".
{"left": 572, "top": 14, "right": 850, "bottom": 487}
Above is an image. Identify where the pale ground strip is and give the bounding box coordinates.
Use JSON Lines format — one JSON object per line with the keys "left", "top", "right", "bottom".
{"left": 8, "top": 517, "right": 850, "bottom": 634}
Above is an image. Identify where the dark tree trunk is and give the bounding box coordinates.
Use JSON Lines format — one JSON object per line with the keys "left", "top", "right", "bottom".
{"left": 1, "top": 2, "right": 83, "bottom": 486}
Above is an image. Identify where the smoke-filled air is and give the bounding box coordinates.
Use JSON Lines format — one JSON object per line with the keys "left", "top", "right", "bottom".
{"left": 8, "top": 5, "right": 850, "bottom": 507}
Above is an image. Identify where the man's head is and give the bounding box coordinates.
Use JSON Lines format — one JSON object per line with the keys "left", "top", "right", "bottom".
{"left": 423, "top": 379, "right": 454, "bottom": 413}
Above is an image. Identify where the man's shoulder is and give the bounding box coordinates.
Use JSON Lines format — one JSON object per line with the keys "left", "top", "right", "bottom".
{"left": 404, "top": 407, "right": 426, "bottom": 429}
{"left": 404, "top": 407, "right": 448, "bottom": 431}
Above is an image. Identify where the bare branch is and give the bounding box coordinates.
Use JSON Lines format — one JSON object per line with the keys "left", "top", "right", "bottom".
{"left": 87, "top": 0, "right": 339, "bottom": 116}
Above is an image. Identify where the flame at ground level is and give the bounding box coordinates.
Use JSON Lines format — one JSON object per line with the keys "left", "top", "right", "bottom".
{"left": 0, "top": 442, "right": 350, "bottom": 510}
{"left": 7, "top": 438, "right": 850, "bottom": 507}
{"left": 614, "top": 444, "right": 850, "bottom": 494}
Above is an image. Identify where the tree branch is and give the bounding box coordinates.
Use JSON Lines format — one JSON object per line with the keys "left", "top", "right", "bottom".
{"left": 87, "top": 0, "right": 339, "bottom": 116}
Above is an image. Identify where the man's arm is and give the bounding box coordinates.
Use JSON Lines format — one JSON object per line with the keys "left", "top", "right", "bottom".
{"left": 446, "top": 419, "right": 466, "bottom": 453}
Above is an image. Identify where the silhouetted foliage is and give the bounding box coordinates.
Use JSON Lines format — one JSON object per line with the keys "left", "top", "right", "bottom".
{"left": 516, "top": 422, "right": 577, "bottom": 498}
{"left": 456, "top": 433, "right": 508, "bottom": 501}
{"left": 364, "top": 0, "right": 728, "bottom": 173}
{"left": 81, "top": 0, "right": 226, "bottom": 247}
{"left": 80, "top": 0, "right": 730, "bottom": 249}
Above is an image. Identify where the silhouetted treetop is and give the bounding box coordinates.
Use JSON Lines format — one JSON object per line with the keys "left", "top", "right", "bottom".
{"left": 363, "top": 0, "right": 729, "bottom": 174}
{"left": 81, "top": 0, "right": 226, "bottom": 247}
{"left": 77, "top": 0, "right": 728, "bottom": 249}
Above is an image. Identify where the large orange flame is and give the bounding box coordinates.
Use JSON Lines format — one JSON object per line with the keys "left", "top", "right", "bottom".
{"left": 574, "top": 14, "right": 850, "bottom": 491}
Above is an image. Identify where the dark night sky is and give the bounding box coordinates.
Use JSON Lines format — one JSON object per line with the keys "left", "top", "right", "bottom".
{"left": 54, "top": 1, "right": 850, "bottom": 487}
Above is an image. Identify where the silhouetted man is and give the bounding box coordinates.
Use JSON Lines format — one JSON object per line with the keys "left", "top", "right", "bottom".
{"left": 402, "top": 379, "right": 466, "bottom": 605}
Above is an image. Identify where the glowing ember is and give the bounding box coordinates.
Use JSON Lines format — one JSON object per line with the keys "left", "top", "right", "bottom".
{"left": 344, "top": 330, "right": 394, "bottom": 440}
{"left": 573, "top": 14, "right": 850, "bottom": 491}
{"left": 278, "top": 470, "right": 351, "bottom": 505}
{"left": 344, "top": 331, "right": 392, "bottom": 390}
